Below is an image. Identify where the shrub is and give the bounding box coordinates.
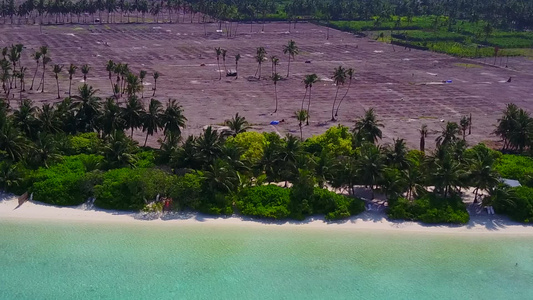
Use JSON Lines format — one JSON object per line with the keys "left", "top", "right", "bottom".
{"left": 168, "top": 172, "right": 204, "bottom": 210}
{"left": 494, "top": 155, "right": 533, "bottom": 186}
{"left": 94, "top": 168, "right": 173, "bottom": 210}
{"left": 388, "top": 194, "right": 469, "bottom": 224}
{"left": 135, "top": 150, "right": 156, "bottom": 168}
{"left": 303, "top": 125, "right": 352, "bottom": 156}
{"left": 66, "top": 132, "right": 102, "bottom": 155}
{"left": 494, "top": 186, "right": 533, "bottom": 223}
{"left": 226, "top": 132, "right": 266, "bottom": 164}
{"left": 29, "top": 156, "right": 93, "bottom": 206}
{"left": 310, "top": 188, "right": 364, "bottom": 220}
{"left": 237, "top": 185, "right": 291, "bottom": 219}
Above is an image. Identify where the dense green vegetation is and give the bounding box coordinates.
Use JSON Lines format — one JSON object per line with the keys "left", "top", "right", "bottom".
{"left": 388, "top": 195, "right": 469, "bottom": 224}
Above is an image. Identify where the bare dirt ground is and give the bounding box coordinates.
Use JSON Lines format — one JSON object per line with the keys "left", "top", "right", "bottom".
{"left": 1, "top": 22, "right": 532, "bottom": 149}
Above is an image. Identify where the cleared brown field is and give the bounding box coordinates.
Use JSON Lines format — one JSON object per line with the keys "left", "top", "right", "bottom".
{"left": 1, "top": 22, "right": 532, "bottom": 149}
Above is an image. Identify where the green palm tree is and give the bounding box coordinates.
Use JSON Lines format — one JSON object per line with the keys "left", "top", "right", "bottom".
{"left": 152, "top": 71, "right": 160, "bottom": 96}
{"left": 125, "top": 73, "right": 141, "bottom": 97}
{"left": 353, "top": 108, "right": 383, "bottom": 145}
{"left": 283, "top": 39, "right": 298, "bottom": 77}
{"left": 36, "top": 103, "right": 62, "bottom": 134}
{"left": 419, "top": 124, "right": 428, "bottom": 152}
{"left": 224, "top": 113, "right": 250, "bottom": 137}
{"left": 254, "top": 47, "right": 266, "bottom": 79}
{"left": 204, "top": 159, "right": 238, "bottom": 194}
{"left": 272, "top": 73, "right": 282, "bottom": 113}
{"left": 270, "top": 55, "right": 279, "bottom": 76}
{"left": 403, "top": 163, "right": 426, "bottom": 201}
{"left": 12, "top": 99, "right": 38, "bottom": 139}
{"left": 356, "top": 142, "right": 384, "bottom": 199}
{"left": 67, "top": 64, "right": 77, "bottom": 97}
{"left": 460, "top": 115, "right": 470, "bottom": 141}
{"left": 52, "top": 64, "right": 63, "bottom": 99}
{"left": 37, "top": 45, "right": 48, "bottom": 92}
{"left": 31, "top": 133, "right": 61, "bottom": 168}
{"left": 335, "top": 68, "right": 354, "bottom": 118}
{"left": 161, "top": 98, "right": 187, "bottom": 140}
{"left": 121, "top": 95, "right": 145, "bottom": 138}
{"left": 106, "top": 60, "right": 115, "bottom": 96}
{"left": 196, "top": 126, "right": 224, "bottom": 167}
{"left": 295, "top": 109, "right": 308, "bottom": 141}
{"left": 302, "top": 73, "right": 317, "bottom": 125}
{"left": 18, "top": 66, "right": 27, "bottom": 93}
{"left": 72, "top": 84, "right": 102, "bottom": 132}
{"left": 430, "top": 151, "right": 466, "bottom": 198}
{"left": 100, "top": 98, "right": 125, "bottom": 137}
{"left": 234, "top": 54, "right": 241, "bottom": 79}
{"left": 141, "top": 98, "right": 163, "bottom": 146}
{"left": 102, "top": 131, "right": 138, "bottom": 168}
{"left": 0, "top": 121, "right": 29, "bottom": 161}
{"left": 469, "top": 149, "right": 500, "bottom": 201}
{"left": 40, "top": 56, "right": 51, "bottom": 93}
{"left": 81, "top": 64, "right": 90, "bottom": 82}
{"left": 436, "top": 121, "right": 460, "bottom": 148}
{"left": 215, "top": 47, "right": 222, "bottom": 80}
{"left": 139, "top": 70, "right": 147, "bottom": 98}
{"left": 331, "top": 65, "right": 346, "bottom": 121}
{"left": 0, "top": 162, "right": 21, "bottom": 191}
{"left": 384, "top": 138, "right": 410, "bottom": 170}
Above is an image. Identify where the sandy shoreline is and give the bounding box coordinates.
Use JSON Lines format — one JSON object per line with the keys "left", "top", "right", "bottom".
{"left": 1, "top": 196, "right": 532, "bottom": 235}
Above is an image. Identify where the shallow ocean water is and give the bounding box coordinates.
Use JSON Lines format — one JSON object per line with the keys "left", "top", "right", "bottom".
{"left": 1, "top": 220, "right": 532, "bottom": 299}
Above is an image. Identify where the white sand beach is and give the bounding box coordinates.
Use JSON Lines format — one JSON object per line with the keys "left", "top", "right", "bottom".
{"left": 1, "top": 195, "right": 532, "bottom": 235}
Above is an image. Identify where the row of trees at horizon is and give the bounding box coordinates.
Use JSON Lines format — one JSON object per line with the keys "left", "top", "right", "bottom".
{"left": 0, "top": 0, "right": 531, "bottom": 31}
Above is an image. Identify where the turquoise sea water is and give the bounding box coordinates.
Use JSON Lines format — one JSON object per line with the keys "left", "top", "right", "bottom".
{"left": 1, "top": 220, "right": 532, "bottom": 300}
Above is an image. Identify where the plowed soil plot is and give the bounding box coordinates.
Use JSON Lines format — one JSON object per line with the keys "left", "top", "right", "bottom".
{"left": 1, "top": 22, "right": 532, "bottom": 148}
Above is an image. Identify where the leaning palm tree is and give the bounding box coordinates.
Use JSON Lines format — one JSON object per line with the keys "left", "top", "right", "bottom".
{"left": 152, "top": 71, "right": 160, "bottom": 96}
{"left": 234, "top": 54, "right": 241, "bottom": 79}
{"left": 283, "top": 39, "right": 298, "bottom": 77}
{"left": 224, "top": 113, "right": 251, "bottom": 137}
{"left": 331, "top": 66, "right": 346, "bottom": 121}
{"left": 295, "top": 109, "right": 308, "bottom": 141}
{"left": 335, "top": 68, "right": 354, "bottom": 118}
{"left": 67, "top": 64, "right": 77, "bottom": 97}
{"left": 303, "top": 74, "right": 318, "bottom": 125}
{"left": 100, "top": 98, "right": 125, "bottom": 137}
{"left": 81, "top": 64, "right": 90, "bottom": 82}
{"left": 139, "top": 70, "right": 147, "bottom": 98}
{"left": 470, "top": 149, "right": 500, "bottom": 201}
{"left": 254, "top": 47, "right": 267, "bottom": 79}
{"left": 215, "top": 47, "right": 222, "bottom": 80}
{"left": 125, "top": 73, "right": 141, "bottom": 97}
{"left": 353, "top": 108, "right": 384, "bottom": 144}
{"left": 121, "top": 95, "right": 145, "bottom": 138}
{"left": 105, "top": 60, "right": 115, "bottom": 96}
{"left": 29, "top": 51, "right": 41, "bottom": 91}
{"left": 419, "top": 124, "right": 428, "bottom": 152}
{"left": 52, "top": 64, "right": 63, "bottom": 99}
{"left": 141, "top": 98, "right": 163, "bottom": 146}
{"left": 272, "top": 73, "right": 282, "bottom": 113}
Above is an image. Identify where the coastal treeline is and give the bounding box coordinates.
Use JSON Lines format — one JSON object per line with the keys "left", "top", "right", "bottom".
{"left": 0, "top": 0, "right": 531, "bottom": 30}
{"left": 1, "top": 80, "right": 533, "bottom": 223}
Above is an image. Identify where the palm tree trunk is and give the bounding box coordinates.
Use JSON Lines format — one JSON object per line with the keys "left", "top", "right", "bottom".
{"left": 335, "top": 79, "right": 352, "bottom": 117}
{"left": 300, "top": 88, "right": 307, "bottom": 110}
{"left": 131, "top": 127, "right": 134, "bottom": 138}
{"left": 299, "top": 125, "right": 303, "bottom": 141}
{"left": 306, "top": 87, "right": 312, "bottom": 125}
{"left": 287, "top": 56, "right": 291, "bottom": 77}
{"left": 69, "top": 78, "right": 72, "bottom": 96}
{"left": 40, "top": 66, "right": 45, "bottom": 92}
{"left": 141, "top": 80, "right": 144, "bottom": 98}
{"left": 235, "top": 62, "right": 238, "bottom": 79}
{"left": 274, "top": 83, "right": 278, "bottom": 113}
{"left": 56, "top": 77, "right": 60, "bottom": 99}
{"left": 331, "top": 86, "right": 339, "bottom": 121}
{"left": 152, "top": 79, "right": 157, "bottom": 96}
{"left": 217, "top": 59, "right": 221, "bottom": 80}
{"left": 144, "top": 132, "right": 149, "bottom": 147}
